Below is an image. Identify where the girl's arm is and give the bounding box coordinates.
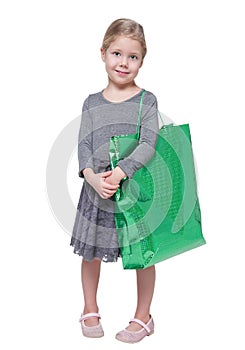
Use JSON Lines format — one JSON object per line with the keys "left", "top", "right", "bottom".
{"left": 116, "top": 94, "right": 159, "bottom": 179}
{"left": 78, "top": 97, "right": 119, "bottom": 198}
{"left": 78, "top": 98, "right": 94, "bottom": 178}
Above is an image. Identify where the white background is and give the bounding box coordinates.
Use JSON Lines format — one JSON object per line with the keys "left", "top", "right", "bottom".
{"left": 1, "top": 0, "right": 245, "bottom": 349}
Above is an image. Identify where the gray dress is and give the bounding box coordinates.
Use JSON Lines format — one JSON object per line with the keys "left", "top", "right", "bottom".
{"left": 70, "top": 90, "right": 159, "bottom": 262}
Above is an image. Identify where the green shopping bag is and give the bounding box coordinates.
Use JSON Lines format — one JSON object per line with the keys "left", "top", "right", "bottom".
{"left": 110, "top": 91, "right": 206, "bottom": 269}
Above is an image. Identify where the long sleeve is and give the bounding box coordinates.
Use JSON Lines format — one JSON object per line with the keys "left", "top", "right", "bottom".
{"left": 117, "top": 95, "right": 159, "bottom": 178}
{"left": 78, "top": 98, "right": 94, "bottom": 178}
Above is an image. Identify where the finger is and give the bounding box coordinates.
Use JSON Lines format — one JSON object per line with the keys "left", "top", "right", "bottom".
{"left": 103, "top": 189, "right": 117, "bottom": 196}
{"left": 100, "top": 193, "right": 111, "bottom": 199}
{"left": 102, "top": 193, "right": 114, "bottom": 199}
{"left": 99, "top": 192, "right": 108, "bottom": 199}
{"left": 104, "top": 178, "right": 119, "bottom": 186}
{"left": 101, "top": 170, "right": 112, "bottom": 178}
{"left": 102, "top": 182, "right": 119, "bottom": 190}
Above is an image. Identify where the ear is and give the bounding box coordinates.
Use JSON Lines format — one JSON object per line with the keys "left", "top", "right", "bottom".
{"left": 100, "top": 47, "right": 106, "bottom": 62}
{"left": 139, "top": 59, "right": 144, "bottom": 68}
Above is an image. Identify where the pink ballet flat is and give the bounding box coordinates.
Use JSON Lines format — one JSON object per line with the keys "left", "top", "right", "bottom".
{"left": 79, "top": 312, "right": 104, "bottom": 338}
{"left": 115, "top": 316, "right": 154, "bottom": 343}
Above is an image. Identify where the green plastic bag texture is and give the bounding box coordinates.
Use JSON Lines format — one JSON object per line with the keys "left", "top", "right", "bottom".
{"left": 110, "top": 122, "right": 206, "bottom": 270}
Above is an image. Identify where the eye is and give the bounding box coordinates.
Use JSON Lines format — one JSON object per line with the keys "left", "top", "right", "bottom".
{"left": 112, "top": 51, "right": 121, "bottom": 56}
{"left": 130, "top": 55, "right": 138, "bottom": 60}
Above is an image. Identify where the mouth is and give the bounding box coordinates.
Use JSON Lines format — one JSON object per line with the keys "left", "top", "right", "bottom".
{"left": 115, "top": 69, "right": 130, "bottom": 76}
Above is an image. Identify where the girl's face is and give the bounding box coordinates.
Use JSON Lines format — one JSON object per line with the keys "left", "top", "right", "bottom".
{"left": 101, "top": 36, "right": 143, "bottom": 87}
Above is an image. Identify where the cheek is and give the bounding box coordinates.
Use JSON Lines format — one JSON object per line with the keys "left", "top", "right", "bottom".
{"left": 130, "top": 61, "right": 142, "bottom": 72}
{"left": 105, "top": 56, "right": 117, "bottom": 67}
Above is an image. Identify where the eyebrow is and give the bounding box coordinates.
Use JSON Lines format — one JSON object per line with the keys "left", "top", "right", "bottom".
{"left": 110, "top": 48, "right": 141, "bottom": 55}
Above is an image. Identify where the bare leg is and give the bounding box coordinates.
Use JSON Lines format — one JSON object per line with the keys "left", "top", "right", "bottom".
{"left": 81, "top": 258, "right": 101, "bottom": 326}
{"left": 127, "top": 265, "right": 156, "bottom": 331}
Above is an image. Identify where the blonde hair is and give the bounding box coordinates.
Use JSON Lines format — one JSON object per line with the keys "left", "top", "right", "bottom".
{"left": 101, "top": 18, "right": 147, "bottom": 58}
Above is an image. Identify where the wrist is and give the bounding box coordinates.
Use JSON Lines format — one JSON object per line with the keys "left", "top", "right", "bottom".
{"left": 114, "top": 166, "right": 127, "bottom": 182}
{"left": 83, "top": 168, "right": 94, "bottom": 181}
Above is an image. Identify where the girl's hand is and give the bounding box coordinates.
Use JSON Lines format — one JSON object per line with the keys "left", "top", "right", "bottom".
{"left": 105, "top": 167, "right": 126, "bottom": 185}
{"left": 83, "top": 168, "right": 119, "bottom": 199}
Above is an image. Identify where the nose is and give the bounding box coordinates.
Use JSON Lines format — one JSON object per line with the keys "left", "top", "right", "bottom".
{"left": 119, "top": 56, "right": 128, "bottom": 67}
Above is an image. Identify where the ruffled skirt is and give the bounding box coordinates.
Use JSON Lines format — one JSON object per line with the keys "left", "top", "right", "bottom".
{"left": 70, "top": 179, "right": 120, "bottom": 262}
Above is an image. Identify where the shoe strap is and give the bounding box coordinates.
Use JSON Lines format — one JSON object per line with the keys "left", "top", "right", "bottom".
{"left": 79, "top": 312, "right": 101, "bottom": 323}
{"left": 129, "top": 318, "right": 151, "bottom": 334}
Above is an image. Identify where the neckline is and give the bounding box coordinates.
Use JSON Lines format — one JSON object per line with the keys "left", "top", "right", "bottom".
{"left": 100, "top": 89, "right": 144, "bottom": 104}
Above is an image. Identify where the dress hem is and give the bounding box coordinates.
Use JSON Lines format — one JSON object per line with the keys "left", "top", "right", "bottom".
{"left": 70, "top": 237, "right": 120, "bottom": 263}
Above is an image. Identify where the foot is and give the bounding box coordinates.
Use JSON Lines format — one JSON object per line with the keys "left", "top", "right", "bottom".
{"left": 82, "top": 309, "right": 99, "bottom": 326}
{"left": 126, "top": 315, "right": 151, "bottom": 332}
{"left": 115, "top": 316, "right": 154, "bottom": 343}
{"left": 79, "top": 312, "right": 104, "bottom": 338}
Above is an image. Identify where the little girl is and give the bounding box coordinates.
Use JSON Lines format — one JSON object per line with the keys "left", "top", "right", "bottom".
{"left": 71, "top": 18, "right": 159, "bottom": 343}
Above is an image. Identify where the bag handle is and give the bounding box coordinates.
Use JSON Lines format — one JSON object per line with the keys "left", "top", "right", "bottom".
{"left": 136, "top": 89, "right": 146, "bottom": 139}
{"left": 136, "top": 89, "right": 164, "bottom": 139}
